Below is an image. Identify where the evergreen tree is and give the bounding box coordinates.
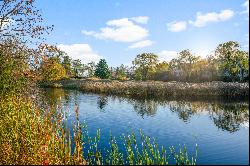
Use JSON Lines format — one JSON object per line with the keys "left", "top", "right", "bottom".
{"left": 94, "top": 59, "right": 111, "bottom": 79}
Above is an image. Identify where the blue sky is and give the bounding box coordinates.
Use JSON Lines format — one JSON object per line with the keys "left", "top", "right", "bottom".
{"left": 37, "top": 0, "right": 249, "bottom": 67}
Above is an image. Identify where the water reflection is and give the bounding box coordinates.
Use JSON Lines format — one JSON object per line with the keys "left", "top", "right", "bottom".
{"left": 131, "top": 99, "right": 158, "bottom": 118}
{"left": 39, "top": 88, "right": 82, "bottom": 106}
{"left": 163, "top": 100, "right": 248, "bottom": 132}
{"left": 39, "top": 88, "right": 249, "bottom": 133}
{"left": 210, "top": 104, "right": 249, "bottom": 132}
{"left": 168, "top": 101, "right": 194, "bottom": 122}
{"left": 97, "top": 95, "right": 108, "bottom": 111}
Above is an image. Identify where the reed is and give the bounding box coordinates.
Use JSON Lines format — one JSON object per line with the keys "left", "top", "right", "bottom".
{"left": 0, "top": 95, "right": 198, "bottom": 165}
{"left": 40, "top": 79, "right": 249, "bottom": 99}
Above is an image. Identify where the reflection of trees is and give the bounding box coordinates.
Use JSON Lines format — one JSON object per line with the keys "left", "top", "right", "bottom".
{"left": 39, "top": 89, "right": 249, "bottom": 133}
{"left": 210, "top": 103, "right": 249, "bottom": 132}
{"left": 131, "top": 99, "right": 158, "bottom": 118}
{"left": 97, "top": 95, "right": 108, "bottom": 111}
{"left": 167, "top": 101, "right": 249, "bottom": 132}
{"left": 109, "top": 96, "right": 249, "bottom": 132}
{"left": 71, "top": 90, "right": 81, "bottom": 105}
{"left": 39, "top": 88, "right": 78, "bottom": 107}
{"left": 109, "top": 96, "right": 158, "bottom": 117}
{"left": 169, "top": 101, "right": 194, "bottom": 122}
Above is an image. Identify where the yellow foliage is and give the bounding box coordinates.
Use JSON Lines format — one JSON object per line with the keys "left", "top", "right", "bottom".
{"left": 41, "top": 58, "right": 67, "bottom": 81}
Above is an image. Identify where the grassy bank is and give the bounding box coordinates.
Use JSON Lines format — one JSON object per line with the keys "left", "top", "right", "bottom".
{"left": 39, "top": 79, "right": 249, "bottom": 100}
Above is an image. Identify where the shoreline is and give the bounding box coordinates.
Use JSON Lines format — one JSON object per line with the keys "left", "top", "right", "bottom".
{"left": 39, "top": 79, "right": 249, "bottom": 100}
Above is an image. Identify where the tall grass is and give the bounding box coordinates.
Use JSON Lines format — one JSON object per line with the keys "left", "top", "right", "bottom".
{"left": 0, "top": 95, "right": 198, "bottom": 165}
{"left": 40, "top": 79, "right": 249, "bottom": 99}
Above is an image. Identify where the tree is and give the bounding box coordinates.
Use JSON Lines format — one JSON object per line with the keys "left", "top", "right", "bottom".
{"left": 72, "top": 59, "right": 83, "bottom": 78}
{"left": 62, "top": 55, "right": 72, "bottom": 77}
{"left": 178, "top": 49, "right": 199, "bottom": 81}
{"left": 86, "top": 61, "right": 96, "bottom": 77}
{"left": 206, "top": 54, "right": 220, "bottom": 81}
{"left": 115, "top": 64, "right": 127, "bottom": 80}
{"left": 238, "top": 51, "right": 249, "bottom": 81}
{"left": 152, "top": 61, "right": 169, "bottom": 81}
{"left": 94, "top": 59, "right": 110, "bottom": 79}
{"left": 0, "top": 39, "right": 31, "bottom": 95}
{"left": 191, "top": 58, "right": 211, "bottom": 82}
{"left": 40, "top": 56, "right": 67, "bottom": 81}
{"left": 36, "top": 44, "right": 68, "bottom": 81}
{"left": 215, "top": 41, "right": 249, "bottom": 82}
{"left": 132, "top": 53, "right": 158, "bottom": 80}
{"left": 0, "top": 0, "right": 54, "bottom": 95}
{"left": 0, "top": 0, "right": 53, "bottom": 43}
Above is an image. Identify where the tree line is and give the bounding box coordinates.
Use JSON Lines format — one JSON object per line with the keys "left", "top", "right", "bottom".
{"left": 0, "top": 0, "right": 248, "bottom": 96}
{"left": 39, "top": 41, "right": 249, "bottom": 83}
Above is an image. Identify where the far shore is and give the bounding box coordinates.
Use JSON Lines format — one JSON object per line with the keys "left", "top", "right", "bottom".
{"left": 39, "top": 78, "right": 249, "bottom": 100}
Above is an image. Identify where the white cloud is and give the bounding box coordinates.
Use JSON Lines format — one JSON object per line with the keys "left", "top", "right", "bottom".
{"left": 57, "top": 44, "right": 102, "bottom": 64}
{"left": 131, "top": 16, "right": 149, "bottom": 24}
{"left": 241, "top": 0, "right": 249, "bottom": 15}
{"left": 158, "top": 50, "right": 178, "bottom": 62}
{"left": 167, "top": 21, "right": 187, "bottom": 32}
{"left": 82, "top": 17, "right": 149, "bottom": 42}
{"left": 189, "top": 9, "right": 234, "bottom": 27}
{"left": 106, "top": 18, "right": 133, "bottom": 27}
{"left": 128, "top": 40, "right": 154, "bottom": 48}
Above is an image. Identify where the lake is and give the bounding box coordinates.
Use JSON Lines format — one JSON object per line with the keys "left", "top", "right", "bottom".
{"left": 40, "top": 88, "right": 249, "bottom": 165}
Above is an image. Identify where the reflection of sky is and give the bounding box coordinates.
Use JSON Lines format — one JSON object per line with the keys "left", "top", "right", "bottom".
{"left": 240, "top": 121, "right": 249, "bottom": 128}
{"left": 41, "top": 88, "right": 249, "bottom": 165}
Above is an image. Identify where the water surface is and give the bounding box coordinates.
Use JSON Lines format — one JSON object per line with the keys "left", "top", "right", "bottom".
{"left": 40, "top": 88, "right": 249, "bottom": 165}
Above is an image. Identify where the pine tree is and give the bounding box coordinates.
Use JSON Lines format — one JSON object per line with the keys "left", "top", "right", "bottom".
{"left": 94, "top": 59, "right": 111, "bottom": 79}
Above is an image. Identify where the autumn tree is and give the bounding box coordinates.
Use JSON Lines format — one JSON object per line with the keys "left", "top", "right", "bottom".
{"left": 0, "top": 0, "right": 53, "bottom": 43}
{"left": 0, "top": 0, "right": 53, "bottom": 95}
{"left": 39, "top": 45, "right": 67, "bottom": 81}
{"left": 40, "top": 57, "right": 67, "bottom": 81}
{"left": 0, "top": 39, "right": 32, "bottom": 95}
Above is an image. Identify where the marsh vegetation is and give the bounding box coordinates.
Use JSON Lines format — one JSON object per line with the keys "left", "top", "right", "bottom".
{"left": 0, "top": 0, "right": 248, "bottom": 165}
